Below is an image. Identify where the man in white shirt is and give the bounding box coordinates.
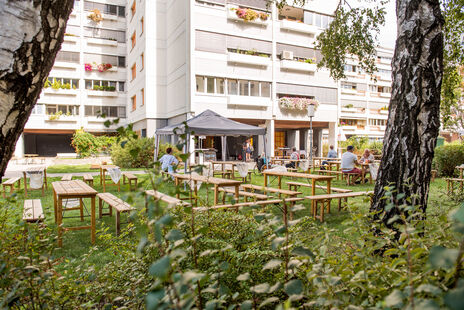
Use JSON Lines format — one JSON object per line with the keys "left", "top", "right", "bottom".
{"left": 159, "top": 147, "right": 179, "bottom": 174}
{"left": 341, "top": 145, "right": 361, "bottom": 183}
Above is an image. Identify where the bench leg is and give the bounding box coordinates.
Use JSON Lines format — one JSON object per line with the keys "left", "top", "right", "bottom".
{"left": 320, "top": 201, "right": 324, "bottom": 222}
{"left": 79, "top": 198, "right": 84, "bottom": 221}
{"left": 116, "top": 211, "right": 120, "bottom": 236}
{"left": 99, "top": 198, "right": 103, "bottom": 219}
{"left": 326, "top": 199, "right": 331, "bottom": 214}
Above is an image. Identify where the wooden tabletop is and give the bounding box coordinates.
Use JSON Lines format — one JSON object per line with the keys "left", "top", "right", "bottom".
{"left": 172, "top": 173, "right": 242, "bottom": 186}
{"left": 101, "top": 165, "right": 118, "bottom": 170}
{"left": 210, "top": 161, "right": 244, "bottom": 165}
{"left": 52, "top": 180, "right": 98, "bottom": 197}
{"left": 263, "top": 170, "right": 334, "bottom": 180}
{"left": 24, "top": 166, "right": 46, "bottom": 172}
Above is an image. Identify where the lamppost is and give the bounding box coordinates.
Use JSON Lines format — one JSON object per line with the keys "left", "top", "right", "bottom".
{"left": 308, "top": 102, "right": 315, "bottom": 171}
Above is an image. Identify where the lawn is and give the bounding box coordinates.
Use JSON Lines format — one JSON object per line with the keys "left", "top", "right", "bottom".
{"left": 1, "top": 167, "right": 453, "bottom": 270}
{"left": 46, "top": 164, "right": 148, "bottom": 173}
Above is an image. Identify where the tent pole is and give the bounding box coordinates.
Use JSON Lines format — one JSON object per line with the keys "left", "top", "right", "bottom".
{"left": 221, "top": 136, "right": 226, "bottom": 161}
{"left": 263, "top": 134, "right": 268, "bottom": 167}
{"left": 185, "top": 133, "right": 189, "bottom": 175}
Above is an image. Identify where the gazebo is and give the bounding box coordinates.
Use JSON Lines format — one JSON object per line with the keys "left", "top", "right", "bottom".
{"left": 154, "top": 109, "right": 267, "bottom": 162}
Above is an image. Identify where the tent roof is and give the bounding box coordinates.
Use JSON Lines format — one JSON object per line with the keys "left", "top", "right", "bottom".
{"left": 155, "top": 109, "right": 266, "bottom": 136}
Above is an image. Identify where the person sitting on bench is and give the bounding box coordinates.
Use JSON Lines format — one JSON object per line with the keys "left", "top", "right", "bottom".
{"left": 341, "top": 145, "right": 361, "bottom": 184}
{"left": 159, "top": 147, "right": 178, "bottom": 174}
{"left": 321, "top": 145, "right": 338, "bottom": 170}
{"left": 286, "top": 147, "right": 299, "bottom": 169}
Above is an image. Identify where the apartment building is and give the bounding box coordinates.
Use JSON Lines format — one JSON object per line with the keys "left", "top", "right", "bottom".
{"left": 14, "top": 0, "right": 393, "bottom": 158}
{"left": 15, "top": 0, "right": 128, "bottom": 157}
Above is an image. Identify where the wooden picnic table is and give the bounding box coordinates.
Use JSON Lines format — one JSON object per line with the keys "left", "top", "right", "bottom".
{"left": 52, "top": 180, "right": 98, "bottom": 247}
{"left": 23, "top": 166, "right": 47, "bottom": 197}
{"left": 24, "top": 154, "right": 39, "bottom": 165}
{"left": 359, "top": 162, "right": 373, "bottom": 184}
{"left": 262, "top": 170, "right": 334, "bottom": 211}
{"left": 210, "top": 161, "right": 244, "bottom": 179}
{"left": 99, "top": 165, "right": 121, "bottom": 192}
{"left": 172, "top": 173, "right": 242, "bottom": 205}
{"left": 456, "top": 165, "right": 464, "bottom": 178}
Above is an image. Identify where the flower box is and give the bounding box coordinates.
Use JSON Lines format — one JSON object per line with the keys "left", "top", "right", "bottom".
{"left": 228, "top": 96, "right": 270, "bottom": 107}
{"left": 45, "top": 116, "right": 78, "bottom": 123}
{"left": 280, "top": 19, "right": 318, "bottom": 34}
{"left": 87, "top": 37, "right": 118, "bottom": 46}
{"left": 227, "top": 52, "right": 270, "bottom": 67}
{"left": 87, "top": 90, "right": 118, "bottom": 97}
{"left": 341, "top": 88, "right": 358, "bottom": 95}
{"left": 43, "top": 88, "right": 78, "bottom": 96}
{"left": 226, "top": 5, "right": 269, "bottom": 26}
{"left": 280, "top": 60, "right": 316, "bottom": 72}
{"left": 379, "top": 109, "right": 389, "bottom": 115}
{"left": 278, "top": 97, "right": 319, "bottom": 111}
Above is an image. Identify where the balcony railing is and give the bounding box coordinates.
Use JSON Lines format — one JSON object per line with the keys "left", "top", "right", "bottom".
{"left": 227, "top": 52, "right": 271, "bottom": 67}
{"left": 280, "top": 19, "right": 318, "bottom": 34}
{"left": 280, "top": 60, "right": 316, "bottom": 72}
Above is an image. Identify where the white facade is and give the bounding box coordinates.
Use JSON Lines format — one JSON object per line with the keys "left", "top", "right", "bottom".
{"left": 16, "top": 0, "right": 393, "bottom": 157}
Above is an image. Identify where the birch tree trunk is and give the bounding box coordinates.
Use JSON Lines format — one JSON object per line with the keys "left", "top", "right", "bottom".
{"left": 371, "top": 0, "right": 444, "bottom": 221}
{"left": 0, "top": 0, "right": 73, "bottom": 179}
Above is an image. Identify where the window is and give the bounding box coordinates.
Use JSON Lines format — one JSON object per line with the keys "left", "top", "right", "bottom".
{"left": 196, "top": 76, "right": 205, "bottom": 93}
{"left": 46, "top": 77, "right": 79, "bottom": 89}
{"left": 131, "top": 0, "right": 136, "bottom": 17}
{"left": 261, "top": 82, "right": 271, "bottom": 97}
{"left": 206, "top": 77, "right": 215, "bottom": 94}
{"left": 140, "top": 17, "right": 144, "bottom": 34}
{"left": 250, "top": 81, "right": 260, "bottom": 96}
{"left": 85, "top": 105, "right": 126, "bottom": 118}
{"left": 131, "top": 95, "right": 136, "bottom": 111}
{"left": 84, "top": 1, "right": 124, "bottom": 16}
{"left": 84, "top": 79, "right": 123, "bottom": 91}
{"left": 141, "top": 128, "right": 147, "bottom": 137}
{"left": 141, "top": 88, "right": 144, "bottom": 106}
{"left": 45, "top": 104, "right": 78, "bottom": 116}
{"left": 140, "top": 53, "right": 144, "bottom": 70}
{"left": 344, "top": 64, "right": 357, "bottom": 73}
{"left": 378, "top": 86, "right": 391, "bottom": 93}
{"left": 131, "top": 32, "right": 136, "bottom": 49}
{"left": 228, "top": 79, "right": 238, "bottom": 95}
{"left": 131, "top": 63, "right": 136, "bottom": 80}
{"left": 239, "top": 80, "right": 249, "bottom": 96}
{"left": 369, "top": 119, "right": 387, "bottom": 126}
{"left": 55, "top": 51, "right": 79, "bottom": 63}
{"left": 340, "top": 119, "right": 358, "bottom": 126}
{"left": 118, "top": 56, "right": 126, "bottom": 67}
{"left": 31, "top": 104, "right": 44, "bottom": 115}
{"left": 217, "top": 78, "right": 224, "bottom": 94}
{"left": 118, "top": 6, "right": 125, "bottom": 17}
{"left": 369, "top": 85, "right": 378, "bottom": 92}
{"left": 119, "top": 81, "right": 125, "bottom": 92}
{"left": 341, "top": 82, "right": 357, "bottom": 90}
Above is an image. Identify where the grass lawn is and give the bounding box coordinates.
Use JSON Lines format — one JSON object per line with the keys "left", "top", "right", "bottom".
{"left": 46, "top": 164, "right": 148, "bottom": 173}
{"left": 0, "top": 166, "right": 454, "bottom": 272}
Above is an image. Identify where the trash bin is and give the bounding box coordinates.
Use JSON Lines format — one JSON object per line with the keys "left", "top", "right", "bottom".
{"left": 436, "top": 137, "right": 445, "bottom": 147}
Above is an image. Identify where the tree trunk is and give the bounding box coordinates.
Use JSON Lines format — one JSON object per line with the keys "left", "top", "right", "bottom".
{"left": 371, "top": 0, "right": 444, "bottom": 222}
{"left": 0, "top": 0, "right": 74, "bottom": 180}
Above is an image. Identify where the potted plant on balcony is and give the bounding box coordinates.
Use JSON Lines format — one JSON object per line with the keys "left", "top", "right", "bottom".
{"left": 279, "top": 97, "right": 319, "bottom": 111}
{"left": 88, "top": 9, "right": 103, "bottom": 23}
{"left": 379, "top": 106, "right": 389, "bottom": 114}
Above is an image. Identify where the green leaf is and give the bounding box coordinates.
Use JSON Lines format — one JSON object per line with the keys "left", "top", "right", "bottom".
{"left": 263, "top": 259, "right": 282, "bottom": 270}
{"left": 291, "top": 246, "right": 314, "bottom": 257}
{"left": 416, "top": 284, "right": 442, "bottom": 296}
{"left": 240, "top": 300, "right": 252, "bottom": 310}
{"left": 428, "top": 246, "right": 459, "bottom": 269}
{"left": 259, "top": 297, "right": 279, "bottom": 308}
{"left": 284, "top": 279, "right": 303, "bottom": 295}
{"left": 444, "top": 286, "right": 464, "bottom": 310}
{"left": 165, "top": 229, "right": 183, "bottom": 241}
{"left": 251, "top": 283, "right": 270, "bottom": 294}
{"left": 149, "top": 256, "right": 170, "bottom": 278}
{"left": 384, "top": 289, "right": 404, "bottom": 308}
{"left": 453, "top": 205, "right": 464, "bottom": 224}
{"left": 414, "top": 299, "right": 440, "bottom": 310}
{"left": 103, "top": 120, "right": 111, "bottom": 128}
{"left": 146, "top": 289, "right": 165, "bottom": 310}
{"left": 237, "top": 272, "right": 250, "bottom": 281}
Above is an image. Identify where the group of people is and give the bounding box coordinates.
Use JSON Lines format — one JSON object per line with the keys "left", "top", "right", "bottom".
{"left": 340, "top": 146, "right": 377, "bottom": 184}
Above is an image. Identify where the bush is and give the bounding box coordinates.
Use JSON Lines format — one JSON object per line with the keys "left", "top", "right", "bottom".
{"left": 71, "top": 129, "right": 115, "bottom": 157}
{"left": 111, "top": 137, "right": 155, "bottom": 168}
{"left": 434, "top": 143, "right": 464, "bottom": 176}
{"left": 157, "top": 142, "right": 182, "bottom": 160}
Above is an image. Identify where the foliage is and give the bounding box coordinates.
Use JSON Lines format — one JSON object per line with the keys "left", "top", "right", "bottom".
{"left": 85, "top": 62, "right": 113, "bottom": 73}
{"left": 92, "top": 85, "right": 116, "bottom": 91}
{"left": 434, "top": 143, "right": 464, "bottom": 176}
{"left": 111, "top": 136, "right": 155, "bottom": 168}
{"left": 157, "top": 143, "right": 182, "bottom": 160}
{"left": 71, "top": 129, "right": 115, "bottom": 157}
{"left": 278, "top": 97, "right": 319, "bottom": 110}
{"left": 231, "top": 7, "right": 268, "bottom": 22}
{"left": 88, "top": 8, "right": 103, "bottom": 22}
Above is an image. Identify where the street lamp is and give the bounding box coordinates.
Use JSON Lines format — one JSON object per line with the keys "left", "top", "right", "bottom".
{"left": 308, "top": 102, "right": 315, "bottom": 171}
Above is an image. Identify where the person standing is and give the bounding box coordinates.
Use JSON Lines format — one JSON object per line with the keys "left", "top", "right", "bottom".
{"left": 159, "top": 147, "right": 179, "bottom": 174}
{"left": 246, "top": 139, "right": 253, "bottom": 161}
{"left": 341, "top": 145, "right": 361, "bottom": 184}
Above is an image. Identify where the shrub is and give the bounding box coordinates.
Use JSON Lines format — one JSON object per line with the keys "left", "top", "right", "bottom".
{"left": 111, "top": 137, "right": 155, "bottom": 168}
{"left": 71, "top": 129, "right": 115, "bottom": 157}
{"left": 434, "top": 143, "right": 464, "bottom": 176}
{"left": 157, "top": 142, "right": 182, "bottom": 160}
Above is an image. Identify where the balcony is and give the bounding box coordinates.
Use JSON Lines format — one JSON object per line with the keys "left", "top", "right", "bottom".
{"left": 280, "top": 60, "right": 316, "bottom": 72}
{"left": 63, "top": 35, "right": 78, "bottom": 43}
{"left": 228, "top": 95, "right": 270, "bottom": 107}
{"left": 87, "top": 90, "right": 118, "bottom": 97}
{"left": 227, "top": 52, "right": 271, "bottom": 67}
{"left": 341, "top": 107, "right": 358, "bottom": 113}
{"left": 341, "top": 125, "right": 357, "bottom": 131}
{"left": 87, "top": 37, "right": 118, "bottom": 47}
{"left": 101, "top": 13, "right": 118, "bottom": 21}
{"left": 45, "top": 116, "right": 79, "bottom": 123}
{"left": 341, "top": 88, "right": 358, "bottom": 95}
{"left": 380, "top": 92, "right": 391, "bottom": 98}
{"left": 53, "top": 61, "right": 78, "bottom": 70}
{"left": 379, "top": 109, "right": 389, "bottom": 115}
{"left": 226, "top": 6, "right": 269, "bottom": 26}
{"left": 280, "top": 19, "right": 318, "bottom": 34}
{"left": 43, "top": 88, "right": 78, "bottom": 96}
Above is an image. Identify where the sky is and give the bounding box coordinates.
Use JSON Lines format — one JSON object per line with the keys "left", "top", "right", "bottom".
{"left": 378, "top": 0, "right": 397, "bottom": 48}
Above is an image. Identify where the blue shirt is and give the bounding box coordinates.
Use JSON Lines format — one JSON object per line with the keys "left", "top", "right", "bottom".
{"left": 327, "top": 149, "right": 338, "bottom": 159}
{"left": 159, "top": 154, "right": 178, "bottom": 171}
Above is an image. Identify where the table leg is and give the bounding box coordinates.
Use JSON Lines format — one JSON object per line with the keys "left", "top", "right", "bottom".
{"left": 175, "top": 177, "right": 180, "bottom": 199}
{"left": 23, "top": 172, "right": 28, "bottom": 198}
{"left": 99, "top": 197, "right": 103, "bottom": 218}
{"left": 214, "top": 185, "right": 218, "bottom": 205}
{"left": 57, "top": 197, "right": 63, "bottom": 247}
{"left": 91, "top": 196, "right": 96, "bottom": 244}
{"left": 44, "top": 169, "right": 48, "bottom": 190}
{"left": 79, "top": 198, "right": 84, "bottom": 221}
{"left": 264, "top": 174, "right": 268, "bottom": 187}
{"left": 103, "top": 170, "right": 106, "bottom": 192}
{"left": 235, "top": 185, "right": 239, "bottom": 201}
{"left": 100, "top": 167, "right": 103, "bottom": 185}
{"left": 278, "top": 176, "right": 282, "bottom": 189}
{"left": 327, "top": 179, "right": 331, "bottom": 195}
{"left": 311, "top": 179, "right": 316, "bottom": 217}
{"left": 53, "top": 189, "right": 57, "bottom": 223}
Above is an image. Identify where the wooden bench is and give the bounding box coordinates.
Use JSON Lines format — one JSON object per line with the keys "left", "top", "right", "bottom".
{"left": 286, "top": 181, "right": 353, "bottom": 193}
{"left": 305, "top": 191, "right": 374, "bottom": 222}
{"left": 194, "top": 197, "right": 305, "bottom": 212}
{"left": 218, "top": 187, "right": 269, "bottom": 203}
{"left": 97, "top": 193, "right": 136, "bottom": 235}
{"left": 445, "top": 178, "right": 464, "bottom": 194}
{"left": 122, "top": 172, "right": 138, "bottom": 191}
{"left": 61, "top": 174, "right": 73, "bottom": 181}
{"left": 145, "top": 190, "right": 191, "bottom": 207}
{"left": 213, "top": 170, "right": 233, "bottom": 179}
{"left": 241, "top": 184, "right": 301, "bottom": 198}
{"left": 23, "top": 199, "right": 44, "bottom": 222}
{"left": 2, "top": 177, "right": 21, "bottom": 198}
{"left": 342, "top": 172, "right": 361, "bottom": 185}
{"left": 83, "top": 174, "right": 94, "bottom": 186}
